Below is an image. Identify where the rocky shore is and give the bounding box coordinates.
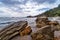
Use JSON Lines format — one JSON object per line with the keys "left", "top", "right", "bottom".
{"left": 31, "top": 17, "right": 60, "bottom": 40}
{"left": 0, "top": 17, "right": 60, "bottom": 40}
{"left": 0, "top": 21, "right": 32, "bottom": 40}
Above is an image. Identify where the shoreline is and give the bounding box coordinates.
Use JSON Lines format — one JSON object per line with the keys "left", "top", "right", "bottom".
{"left": 0, "top": 18, "right": 60, "bottom": 38}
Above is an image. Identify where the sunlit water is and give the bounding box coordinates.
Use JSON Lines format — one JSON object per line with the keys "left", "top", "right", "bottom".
{"left": 0, "top": 17, "right": 60, "bottom": 40}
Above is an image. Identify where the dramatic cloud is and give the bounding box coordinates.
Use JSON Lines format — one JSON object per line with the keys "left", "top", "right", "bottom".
{"left": 32, "top": 0, "right": 56, "bottom": 4}
{"left": 0, "top": 0, "right": 60, "bottom": 17}
{"left": 0, "top": 0, "right": 28, "bottom": 6}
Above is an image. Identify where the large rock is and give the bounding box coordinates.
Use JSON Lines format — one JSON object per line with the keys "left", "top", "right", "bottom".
{"left": 31, "top": 23, "right": 60, "bottom": 40}
{"left": 36, "top": 17, "right": 60, "bottom": 28}
{"left": 31, "top": 25, "right": 54, "bottom": 40}
{"left": 54, "top": 37, "right": 60, "bottom": 40}
{"left": 48, "top": 21, "right": 59, "bottom": 25}
{"left": 20, "top": 26, "right": 32, "bottom": 36}
{"left": 48, "top": 21, "right": 60, "bottom": 31}
{"left": 36, "top": 17, "right": 48, "bottom": 23}
{"left": 36, "top": 17, "right": 50, "bottom": 28}
{"left": 0, "top": 21, "right": 28, "bottom": 40}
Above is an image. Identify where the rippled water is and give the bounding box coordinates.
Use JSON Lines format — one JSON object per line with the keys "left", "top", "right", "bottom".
{"left": 0, "top": 17, "right": 59, "bottom": 29}
{"left": 0, "top": 17, "right": 37, "bottom": 30}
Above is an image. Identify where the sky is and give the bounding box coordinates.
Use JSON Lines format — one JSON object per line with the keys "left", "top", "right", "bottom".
{"left": 0, "top": 0, "right": 60, "bottom": 17}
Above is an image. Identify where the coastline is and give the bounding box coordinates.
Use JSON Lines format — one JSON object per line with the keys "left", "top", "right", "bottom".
{"left": 0, "top": 17, "right": 60, "bottom": 40}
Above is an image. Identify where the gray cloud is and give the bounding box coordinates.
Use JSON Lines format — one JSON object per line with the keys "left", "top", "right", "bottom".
{"left": 0, "top": 0, "right": 57, "bottom": 6}
{"left": 0, "top": 0, "right": 20, "bottom": 5}
{"left": 37, "top": 8, "right": 50, "bottom": 11}
{"left": 0, "top": 0, "right": 28, "bottom": 6}
{"left": 0, "top": 0, "right": 60, "bottom": 17}
{"left": 9, "top": 7, "right": 23, "bottom": 13}
{"left": 32, "top": 0, "right": 56, "bottom": 4}
{"left": 0, "top": 11, "right": 4, "bottom": 13}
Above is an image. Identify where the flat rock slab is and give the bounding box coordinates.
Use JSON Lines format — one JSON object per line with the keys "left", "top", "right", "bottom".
{"left": 0, "top": 21, "right": 28, "bottom": 40}
{"left": 11, "top": 35, "right": 32, "bottom": 40}
{"left": 11, "top": 35, "right": 20, "bottom": 40}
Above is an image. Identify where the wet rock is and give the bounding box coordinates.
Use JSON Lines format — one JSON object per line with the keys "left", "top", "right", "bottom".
{"left": 36, "top": 17, "right": 60, "bottom": 28}
{"left": 31, "top": 33, "right": 45, "bottom": 40}
{"left": 36, "top": 22, "right": 47, "bottom": 28}
{"left": 48, "top": 21, "right": 59, "bottom": 25}
{"left": 36, "top": 17, "right": 49, "bottom": 28}
{"left": 56, "top": 25, "right": 60, "bottom": 31}
{"left": 48, "top": 21, "right": 60, "bottom": 31}
{"left": 54, "top": 37, "right": 60, "bottom": 40}
{"left": 31, "top": 25, "right": 54, "bottom": 40}
{"left": 36, "top": 17, "right": 48, "bottom": 23}
{"left": 20, "top": 26, "right": 32, "bottom": 36}
{"left": 0, "top": 21, "right": 28, "bottom": 40}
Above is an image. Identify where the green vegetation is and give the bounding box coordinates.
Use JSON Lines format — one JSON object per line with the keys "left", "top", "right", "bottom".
{"left": 36, "top": 4, "right": 60, "bottom": 17}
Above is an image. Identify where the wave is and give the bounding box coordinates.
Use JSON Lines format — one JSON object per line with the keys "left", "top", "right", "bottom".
{"left": 0, "top": 22, "right": 12, "bottom": 25}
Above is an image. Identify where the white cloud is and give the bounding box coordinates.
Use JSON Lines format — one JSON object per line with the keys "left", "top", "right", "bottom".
{"left": 0, "top": 7, "right": 23, "bottom": 17}
{"left": 16, "top": 0, "right": 60, "bottom": 16}
{"left": 0, "top": 0, "right": 60, "bottom": 17}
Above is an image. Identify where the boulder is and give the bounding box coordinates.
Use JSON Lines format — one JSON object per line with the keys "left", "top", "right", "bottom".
{"left": 36, "top": 17, "right": 48, "bottom": 23}
{"left": 31, "top": 25, "right": 54, "bottom": 40}
{"left": 20, "top": 26, "right": 32, "bottom": 36}
{"left": 0, "top": 21, "right": 28, "bottom": 40}
{"left": 48, "top": 21, "right": 60, "bottom": 31}
{"left": 54, "top": 37, "right": 60, "bottom": 40}
{"left": 36, "top": 17, "right": 60, "bottom": 28}
{"left": 48, "top": 21, "right": 59, "bottom": 25}
{"left": 36, "top": 17, "right": 49, "bottom": 28}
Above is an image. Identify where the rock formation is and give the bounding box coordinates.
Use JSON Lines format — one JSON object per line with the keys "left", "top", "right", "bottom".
{"left": 0, "top": 17, "right": 60, "bottom": 40}
{"left": 32, "top": 17, "right": 60, "bottom": 40}
{"left": 31, "top": 25, "right": 54, "bottom": 40}
{"left": 54, "top": 37, "right": 60, "bottom": 40}
{"left": 36, "top": 17, "right": 49, "bottom": 28}
{"left": 0, "top": 21, "right": 32, "bottom": 40}
{"left": 20, "top": 26, "right": 32, "bottom": 36}
{"left": 36, "top": 17, "right": 60, "bottom": 28}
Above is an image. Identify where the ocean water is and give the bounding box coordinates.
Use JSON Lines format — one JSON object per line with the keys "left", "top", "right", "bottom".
{"left": 0, "top": 17, "right": 36, "bottom": 30}
{"left": 0, "top": 17, "right": 60, "bottom": 30}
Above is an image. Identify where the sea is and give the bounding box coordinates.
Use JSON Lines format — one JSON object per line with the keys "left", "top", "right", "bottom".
{"left": 0, "top": 17, "right": 37, "bottom": 30}
{"left": 0, "top": 17, "right": 60, "bottom": 30}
